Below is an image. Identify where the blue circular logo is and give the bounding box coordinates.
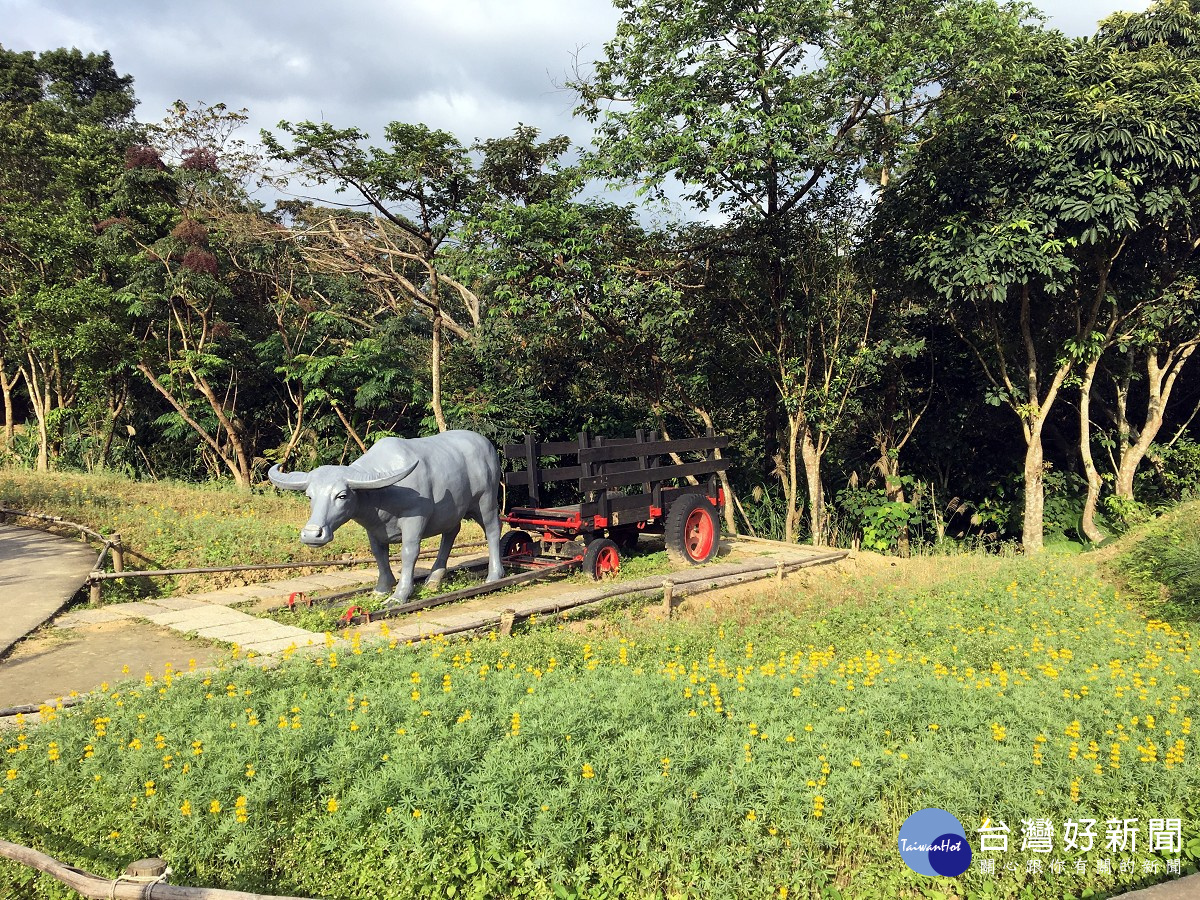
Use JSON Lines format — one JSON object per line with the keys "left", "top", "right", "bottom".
{"left": 898, "top": 808, "right": 972, "bottom": 877}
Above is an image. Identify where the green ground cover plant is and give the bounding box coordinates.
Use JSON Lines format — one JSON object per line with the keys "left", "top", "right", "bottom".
{"left": 1115, "top": 500, "right": 1200, "bottom": 616}
{"left": 2, "top": 556, "right": 1197, "bottom": 899}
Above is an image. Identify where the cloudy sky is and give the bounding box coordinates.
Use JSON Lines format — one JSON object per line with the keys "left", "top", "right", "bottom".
{"left": 3, "top": 0, "right": 1154, "bottom": 204}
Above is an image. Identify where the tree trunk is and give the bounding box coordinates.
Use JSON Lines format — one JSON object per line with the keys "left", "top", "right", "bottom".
{"left": 21, "top": 354, "right": 51, "bottom": 472}
{"left": 779, "top": 411, "right": 803, "bottom": 543}
{"left": 96, "top": 390, "right": 126, "bottom": 472}
{"left": 692, "top": 405, "right": 738, "bottom": 534}
{"left": 1021, "top": 424, "right": 1046, "bottom": 553}
{"left": 800, "top": 426, "right": 825, "bottom": 546}
{"left": 1078, "top": 357, "right": 1106, "bottom": 544}
{"left": 0, "top": 359, "right": 20, "bottom": 449}
{"left": 430, "top": 312, "right": 447, "bottom": 433}
{"left": 138, "top": 364, "right": 251, "bottom": 489}
{"left": 331, "top": 402, "right": 367, "bottom": 453}
{"left": 1114, "top": 346, "right": 1196, "bottom": 500}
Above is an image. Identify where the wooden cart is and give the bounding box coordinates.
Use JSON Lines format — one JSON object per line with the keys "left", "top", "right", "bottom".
{"left": 500, "top": 429, "right": 728, "bottom": 579}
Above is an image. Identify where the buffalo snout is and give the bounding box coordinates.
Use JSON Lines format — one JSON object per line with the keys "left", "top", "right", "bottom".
{"left": 300, "top": 523, "right": 332, "bottom": 545}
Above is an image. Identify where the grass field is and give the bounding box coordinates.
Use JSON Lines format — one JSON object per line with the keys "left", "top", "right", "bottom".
{"left": 1, "top": 473, "right": 1198, "bottom": 898}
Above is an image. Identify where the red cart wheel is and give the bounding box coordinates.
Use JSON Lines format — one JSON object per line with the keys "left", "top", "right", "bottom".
{"left": 665, "top": 495, "right": 719, "bottom": 564}
{"left": 582, "top": 538, "right": 620, "bottom": 581}
{"left": 500, "top": 529, "right": 536, "bottom": 562}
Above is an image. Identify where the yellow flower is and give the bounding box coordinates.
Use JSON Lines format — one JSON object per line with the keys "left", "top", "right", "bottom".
{"left": 179, "top": 800, "right": 192, "bottom": 816}
{"left": 245, "top": 765, "right": 256, "bottom": 778}
{"left": 209, "top": 800, "right": 221, "bottom": 815}
{"left": 581, "top": 764, "right": 595, "bottom": 779}
{"left": 5, "top": 769, "right": 16, "bottom": 781}
{"left": 412, "top": 808, "right": 423, "bottom": 818}
{"left": 928, "top": 723, "right": 939, "bottom": 732}
{"left": 326, "top": 798, "right": 339, "bottom": 813}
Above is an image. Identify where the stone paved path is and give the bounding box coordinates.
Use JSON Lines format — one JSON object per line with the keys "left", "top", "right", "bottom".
{"left": 0, "top": 523, "right": 98, "bottom": 659}
{"left": 52, "top": 567, "right": 382, "bottom": 655}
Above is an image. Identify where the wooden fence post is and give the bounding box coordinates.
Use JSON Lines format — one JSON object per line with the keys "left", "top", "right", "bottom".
{"left": 89, "top": 577, "right": 101, "bottom": 606}
{"left": 499, "top": 609, "right": 516, "bottom": 637}
{"left": 662, "top": 580, "right": 674, "bottom": 618}
{"left": 111, "top": 533, "right": 124, "bottom": 573}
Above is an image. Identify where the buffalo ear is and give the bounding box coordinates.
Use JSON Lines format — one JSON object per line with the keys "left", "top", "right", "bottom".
{"left": 345, "top": 458, "right": 419, "bottom": 490}
{"left": 268, "top": 465, "right": 311, "bottom": 491}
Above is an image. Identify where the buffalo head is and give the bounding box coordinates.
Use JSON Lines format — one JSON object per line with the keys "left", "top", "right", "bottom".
{"left": 268, "top": 458, "right": 419, "bottom": 546}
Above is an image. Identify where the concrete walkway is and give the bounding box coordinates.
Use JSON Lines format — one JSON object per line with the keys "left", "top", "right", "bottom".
{"left": 0, "top": 523, "right": 98, "bottom": 659}
{"left": 1114, "top": 873, "right": 1200, "bottom": 899}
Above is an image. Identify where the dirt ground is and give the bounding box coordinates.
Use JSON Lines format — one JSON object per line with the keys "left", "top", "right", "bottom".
{"left": 0, "top": 620, "right": 225, "bottom": 710}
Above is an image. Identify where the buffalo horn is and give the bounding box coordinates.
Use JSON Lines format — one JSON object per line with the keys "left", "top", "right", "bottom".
{"left": 267, "top": 465, "right": 311, "bottom": 491}
{"left": 345, "top": 459, "right": 419, "bottom": 490}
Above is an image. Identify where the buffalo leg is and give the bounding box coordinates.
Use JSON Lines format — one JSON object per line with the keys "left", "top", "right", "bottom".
{"left": 388, "top": 527, "right": 422, "bottom": 605}
{"left": 476, "top": 495, "right": 504, "bottom": 583}
{"left": 426, "top": 525, "right": 459, "bottom": 588}
{"left": 368, "top": 532, "right": 397, "bottom": 597}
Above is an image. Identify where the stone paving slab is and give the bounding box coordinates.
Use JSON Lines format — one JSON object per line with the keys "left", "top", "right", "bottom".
{"left": 146, "top": 606, "right": 253, "bottom": 629}
{"left": 117, "top": 601, "right": 181, "bottom": 617}
{"left": 318, "top": 571, "right": 377, "bottom": 586}
{"left": 421, "top": 610, "right": 500, "bottom": 631}
{"left": 145, "top": 597, "right": 208, "bottom": 611}
{"left": 206, "top": 585, "right": 280, "bottom": 602}
{"left": 192, "top": 620, "right": 283, "bottom": 642}
{"left": 37, "top": 539, "right": 847, "bottom": 665}
{"left": 53, "top": 608, "right": 129, "bottom": 628}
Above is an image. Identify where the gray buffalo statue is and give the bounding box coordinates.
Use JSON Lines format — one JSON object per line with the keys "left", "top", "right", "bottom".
{"left": 268, "top": 430, "right": 504, "bottom": 605}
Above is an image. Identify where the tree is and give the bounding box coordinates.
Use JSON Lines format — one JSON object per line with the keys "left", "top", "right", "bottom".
{"left": 263, "top": 121, "right": 488, "bottom": 433}
{"left": 877, "top": 0, "right": 1200, "bottom": 550}
{"left": 112, "top": 101, "right": 280, "bottom": 487}
{"left": 574, "top": 0, "right": 1034, "bottom": 543}
{"left": 0, "top": 45, "right": 137, "bottom": 470}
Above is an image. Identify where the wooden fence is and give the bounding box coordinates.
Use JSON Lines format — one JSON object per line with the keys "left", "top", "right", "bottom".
{"left": 0, "top": 838, "right": 318, "bottom": 899}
